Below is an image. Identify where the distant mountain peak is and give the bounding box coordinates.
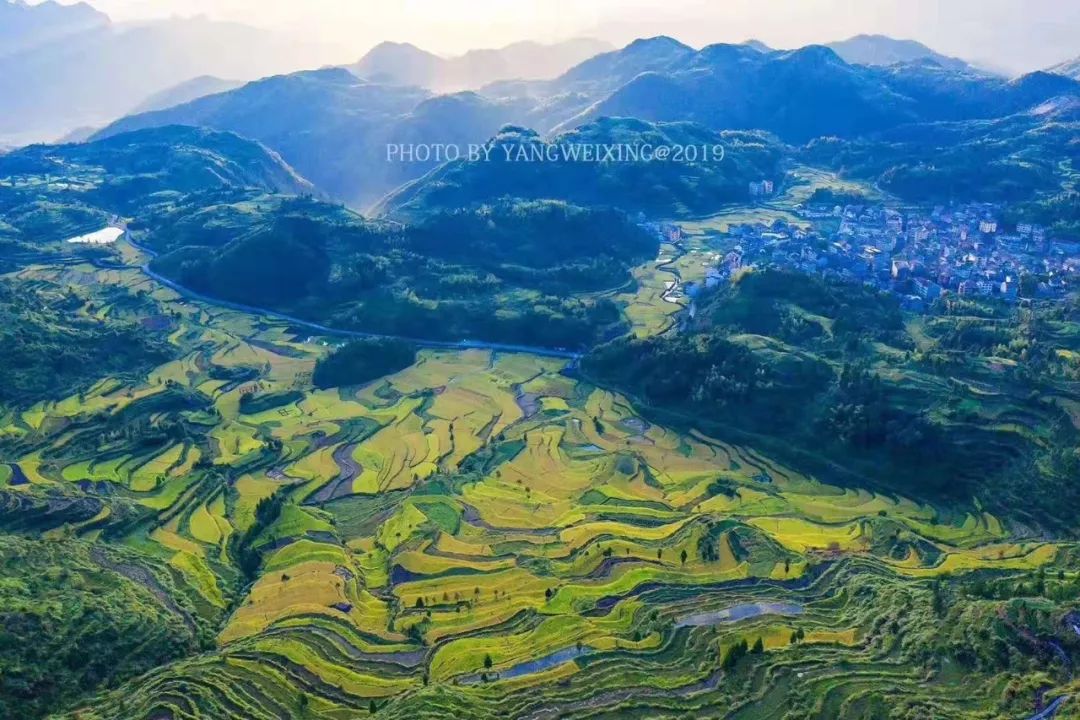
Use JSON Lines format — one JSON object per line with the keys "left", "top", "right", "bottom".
{"left": 0, "top": 0, "right": 110, "bottom": 58}
{"left": 741, "top": 39, "right": 774, "bottom": 53}
{"left": 827, "top": 34, "right": 972, "bottom": 73}
{"left": 694, "top": 42, "right": 771, "bottom": 65}
{"left": 349, "top": 38, "right": 611, "bottom": 91}
{"left": 1046, "top": 55, "right": 1080, "bottom": 80}
{"left": 780, "top": 44, "right": 846, "bottom": 66}
{"left": 624, "top": 35, "right": 692, "bottom": 51}
{"left": 362, "top": 41, "right": 441, "bottom": 61}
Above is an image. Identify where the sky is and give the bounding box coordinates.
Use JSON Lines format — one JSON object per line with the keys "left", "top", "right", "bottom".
{"left": 39, "top": 0, "right": 1080, "bottom": 73}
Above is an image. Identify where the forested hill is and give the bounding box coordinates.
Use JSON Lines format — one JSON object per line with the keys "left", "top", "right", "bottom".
{"left": 148, "top": 196, "right": 656, "bottom": 348}
{"left": 0, "top": 125, "right": 313, "bottom": 245}
{"left": 378, "top": 119, "right": 782, "bottom": 219}
{"left": 585, "top": 269, "right": 1080, "bottom": 531}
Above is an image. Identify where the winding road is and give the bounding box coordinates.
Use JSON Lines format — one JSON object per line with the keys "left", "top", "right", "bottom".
{"left": 1026, "top": 695, "right": 1070, "bottom": 720}
{"left": 124, "top": 235, "right": 582, "bottom": 361}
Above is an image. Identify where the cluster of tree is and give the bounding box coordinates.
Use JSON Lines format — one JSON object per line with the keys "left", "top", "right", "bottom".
{"left": 231, "top": 490, "right": 288, "bottom": 579}
{"left": 151, "top": 197, "right": 648, "bottom": 348}
{"left": 720, "top": 636, "right": 765, "bottom": 671}
{"left": 1003, "top": 191, "right": 1080, "bottom": 242}
{"left": 0, "top": 280, "right": 173, "bottom": 407}
{"left": 238, "top": 390, "right": 305, "bottom": 415}
{"left": 584, "top": 269, "right": 1080, "bottom": 523}
{"left": 0, "top": 538, "right": 199, "bottom": 720}
{"left": 801, "top": 111, "right": 1077, "bottom": 204}
{"left": 312, "top": 339, "right": 417, "bottom": 390}
{"left": 804, "top": 187, "right": 872, "bottom": 207}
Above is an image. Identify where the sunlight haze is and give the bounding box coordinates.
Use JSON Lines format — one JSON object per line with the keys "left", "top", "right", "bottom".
{"left": 36, "top": 0, "right": 1080, "bottom": 72}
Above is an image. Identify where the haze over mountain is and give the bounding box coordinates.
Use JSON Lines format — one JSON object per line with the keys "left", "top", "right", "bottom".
{"left": 348, "top": 38, "right": 613, "bottom": 91}
{"left": 1048, "top": 55, "right": 1080, "bottom": 80}
{"left": 127, "top": 75, "right": 245, "bottom": 116}
{"left": 5, "top": 5, "right": 1080, "bottom": 720}
{"left": 0, "top": 0, "right": 107, "bottom": 56}
{"left": 553, "top": 39, "right": 1080, "bottom": 140}
{"left": 93, "top": 68, "right": 530, "bottom": 208}
{"left": 93, "top": 34, "right": 1080, "bottom": 210}
{"left": 54, "top": 0, "right": 1078, "bottom": 76}
{"left": 0, "top": 1, "right": 330, "bottom": 145}
{"left": 826, "top": 34, "right": 977, "bottom": 73}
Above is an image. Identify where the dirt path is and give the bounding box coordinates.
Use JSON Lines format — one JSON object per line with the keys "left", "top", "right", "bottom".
{"left": 307, "top": 444, "right": 362, "bottom": 504}
{"left": 90, "top": 546, "right": 197, "bottom": 635}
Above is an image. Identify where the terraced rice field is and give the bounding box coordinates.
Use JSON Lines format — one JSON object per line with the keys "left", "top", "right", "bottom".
{"left": 1, "top": 255, "right": 1076, "bottom": 720}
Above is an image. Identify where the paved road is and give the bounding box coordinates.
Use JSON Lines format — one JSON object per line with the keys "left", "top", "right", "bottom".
{"left": 125, "top": 236, "right": 582, "bottom": 361}
{"left": 1027, "top": 696, "right": 1071, "bottom": 720}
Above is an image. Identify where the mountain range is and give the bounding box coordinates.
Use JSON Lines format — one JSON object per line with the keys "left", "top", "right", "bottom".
{"left": 90, "top": 34, "right": 1080, "bottom": 210}
{"left": 549, "top": 39, "right": 1079, "bottom": 140}
{"left": 348, "top": 38, "right": 613, "bottom": 91}
{"left": 93, "top": 68, "right": 529, "bottom": 208}
{"left": 0, "top": 0, "right": 339, "bottom": 146}
{"left": 0, "top": 0, "right": 107, "bottom": 57}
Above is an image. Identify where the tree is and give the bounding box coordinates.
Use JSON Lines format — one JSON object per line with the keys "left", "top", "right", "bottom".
{"left": 752, "top": 637, "right": 764, "bottom": 654}
{"left": 484, "top": 654, "right": 493, "bottom": 670}
{"left": 680, "top": 549, "right": 688, "bottom": 565}
{"left": 931, "top": 577, "right": 947, "bottom": 615}
{"left": 721, "top": 639, "right": 750, "bottom": 671}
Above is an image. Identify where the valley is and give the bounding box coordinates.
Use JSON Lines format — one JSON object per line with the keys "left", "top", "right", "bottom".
{"left": 2, "top": 7, "right": 1080, "bottom": 718}
{"left": 1, "top": 221, "right": 1078, "bottom": 719}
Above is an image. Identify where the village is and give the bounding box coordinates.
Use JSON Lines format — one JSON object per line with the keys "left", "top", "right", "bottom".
{"left": 694, "top": 197, "right": 1080, "bottom": 312}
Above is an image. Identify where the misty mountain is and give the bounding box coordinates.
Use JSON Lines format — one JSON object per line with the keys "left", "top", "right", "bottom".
{"left": 742, "top": 39, "right": 774, "bottom": 54}
{"left": 1048, "top": 56, "right": 1080, "bottom": 80}
{"left": 0, "top": 12, "right": 327, "bottom": 146}
{"left": 561, "top": 44, "right": 918, "bottom": 141}
{"left": 93, "top": 69, "right": 527, "bottom": 208}
{"left": 827, "top": 34, "right": 974, "bottom": 72}
{"left": 557, "top": 42, "right": 1080, "bottom": 142}
{"left": 0, "top": 0, "right": 107, "bottom": 58}
{"left": 347, "top": 38, "right": 613, "bottom": 91}
{"left": 349, "top": 42, "right": 443, "bottom": 87}
{"left": 554, "top": 36, "right": 696, "bottom": 93}
{"left": 474, "top": 36, "right": 703, "bottom": 132}
{"left": 92, "top": 35, "right": 1080, "bottom": 210}
{"left": 129, "top": 75, "right": 245, "bottom": 116}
